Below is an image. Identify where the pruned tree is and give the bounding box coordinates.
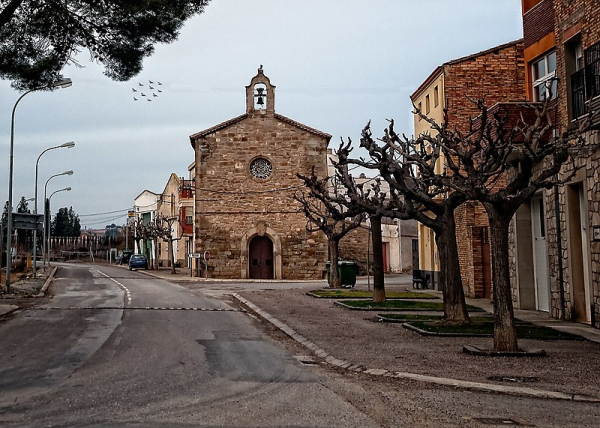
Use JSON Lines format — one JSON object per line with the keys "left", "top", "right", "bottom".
{"left": 415, "top": 97, "right": 593, "bottom": 351}
{"left": 334, "top": 123, "right": 471, "bottom": 324}
{"left": 0, "top": 0, "right": 210, "bottom": 90}
{"left": 153, "top": 214, "right": 182, "bottom": 274}
{"left": 295, "top": 170, "right": 367, "bottom": 290}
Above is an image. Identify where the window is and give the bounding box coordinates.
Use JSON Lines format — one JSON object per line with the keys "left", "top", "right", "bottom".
{"left": 249, "top": 157, "right": 272, "bottom": 179}
{"left": 425, "top": 95, "right": 430, "bottom": 114}
{"left": 434, "top": 86, "right": 439, "bottom": 107}
{"left": 185, "top": 215, "right": 193, "bottom": 225}
{"left": 532, "top": 51, "right": 557, "bottom": 101}
{"left": 417, "top": 102, "right": 422, "bottom": 120}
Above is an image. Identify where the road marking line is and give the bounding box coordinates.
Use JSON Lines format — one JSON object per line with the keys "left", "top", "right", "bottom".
{"left": 97, "top": 270, "right": 132, "bottom": 306}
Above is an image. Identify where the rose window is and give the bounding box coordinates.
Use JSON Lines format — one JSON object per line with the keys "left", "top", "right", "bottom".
{"left": 249, "top": 157, "right": 273, "bottom": 179}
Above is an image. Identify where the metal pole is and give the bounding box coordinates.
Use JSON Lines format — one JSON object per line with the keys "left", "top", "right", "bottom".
{"left": 46, "top": 187, "right": 70, "bottom": 267}
{"left": 6, "top": 90, "right": 33, "bottom": 291}
{"left": 33, "top": 142, "right": 74, "bottom": 277}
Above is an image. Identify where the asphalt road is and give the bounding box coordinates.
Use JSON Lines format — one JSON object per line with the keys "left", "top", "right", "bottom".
{"left": 0, "top": 263, "right": 380, "bottom": 427}
{"left": 1, "top": 263, "right": 599, "bottom": 427}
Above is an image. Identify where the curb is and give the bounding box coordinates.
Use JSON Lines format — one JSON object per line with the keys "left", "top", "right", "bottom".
{"left": 232, "top": 293, "right": 600, "bottom": 403}
{"left": 36, "top": 266, "right": 58, "bottom": 297}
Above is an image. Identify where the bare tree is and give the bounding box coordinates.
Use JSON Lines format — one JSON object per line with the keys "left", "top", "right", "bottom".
{"left": 415, "top": 98, "right": 592, "bottom": 351}
{"left": 295, "top": 170, "right": 367, "bottom": 290}
{"left": 153, "top": 214, "right": 182, "bottom": 274}
{"left": 334, "top": 124, "right": 471, "bottom": 324}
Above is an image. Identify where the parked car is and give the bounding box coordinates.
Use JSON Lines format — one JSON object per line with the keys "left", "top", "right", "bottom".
{"left": 116, "top": 250, "right": 134, "bottom": 265}
{"left": 128, "top": 254, "right": 148, "bottom": 270}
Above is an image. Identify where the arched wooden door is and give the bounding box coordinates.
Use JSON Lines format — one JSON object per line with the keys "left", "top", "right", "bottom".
{"left": 249, "top": 236, "right": 274, "bottom": 279}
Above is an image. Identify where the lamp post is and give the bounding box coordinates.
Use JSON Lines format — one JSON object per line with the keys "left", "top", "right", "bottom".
{"left": 42, "top": 171, "right": 73, "bottom": 269}
{"left": 5, "top": 78, "right": 72, "bottom": 291}
{"left": 33, "top": 142, "right": 75, "bottom": 277}
{"left": 47, "top": 187, "right": 71, "bottom": 266}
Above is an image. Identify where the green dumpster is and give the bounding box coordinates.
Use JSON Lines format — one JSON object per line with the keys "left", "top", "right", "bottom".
{"left": 326, "top": 261, "right": 359, "bottom": 287}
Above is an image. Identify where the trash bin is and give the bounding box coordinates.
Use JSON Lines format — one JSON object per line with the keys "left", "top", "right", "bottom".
{"left": 326, "top": 261, "right": 359, "bottom": 287}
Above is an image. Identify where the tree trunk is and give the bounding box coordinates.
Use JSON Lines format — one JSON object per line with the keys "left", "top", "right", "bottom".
{"left": 371, "top": 215, "right": 386, "bottom": 303}
{"left": 434, "top": 210, "right": 470, "bottom": 324}
{"left": 484, "top": 203, "right": 519, "bottom": 352}
{"left": 328, "top": 238, "right": 342, "bottom": 288}
{"left": 169, "top": 239, "right": 176, "bottom": 274}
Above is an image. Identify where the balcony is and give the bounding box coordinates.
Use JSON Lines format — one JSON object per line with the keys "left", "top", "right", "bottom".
{"left": 570, "top": 43, "right": 600, "bottom": 127}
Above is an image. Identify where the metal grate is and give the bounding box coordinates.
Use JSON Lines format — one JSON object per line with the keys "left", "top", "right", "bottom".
{"left": 473, "top": 418, "right": 532, "bottom": 426}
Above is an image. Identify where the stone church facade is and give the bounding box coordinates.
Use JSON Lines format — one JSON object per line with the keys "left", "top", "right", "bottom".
{"left": 189, "top": 67, "right": 331, "bottom": 279}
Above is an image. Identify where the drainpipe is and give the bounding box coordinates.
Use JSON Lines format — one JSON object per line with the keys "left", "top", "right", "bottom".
{"left": 554, "top": 180, "right": 566, "bottom": 320}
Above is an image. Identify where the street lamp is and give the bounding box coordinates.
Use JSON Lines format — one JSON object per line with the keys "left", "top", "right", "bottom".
{"left": 5, "top": 77, "right": 72, "bottom": 291}
{"left": 47, "top": 187, "right": 71, "bottom": 266}
{"left": 33, "top": 141, "right": 75, "bottom": 277}
{"left": 42, "top": 170, "right": 73, "bottom": 269}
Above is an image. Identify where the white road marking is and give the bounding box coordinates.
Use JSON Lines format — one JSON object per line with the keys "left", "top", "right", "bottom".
{"left": 97, "top": 270, "right": 132, "bottom": 306}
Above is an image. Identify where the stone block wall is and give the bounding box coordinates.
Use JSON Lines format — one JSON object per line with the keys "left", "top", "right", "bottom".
{"left": 192, "top": 113, "right": 330, "bottom": 279}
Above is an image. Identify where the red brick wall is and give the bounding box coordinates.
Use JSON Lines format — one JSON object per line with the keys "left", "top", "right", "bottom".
{"left": 444, "top": 41, "right": 526, "bottom": 297}
{"left": 523, "top": 0, "right": 555, "bottom": 48}
{"left": 554, "top": 0, "right": 600, "bottom": 127}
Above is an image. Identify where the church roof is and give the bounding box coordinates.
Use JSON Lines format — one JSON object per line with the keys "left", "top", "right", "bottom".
{"left": 189, "top": 113, "right": 331, "bottom": 146}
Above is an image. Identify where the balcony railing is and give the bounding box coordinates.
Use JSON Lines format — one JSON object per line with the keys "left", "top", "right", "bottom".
{"left": 571, "top": 68, "right": 586, "bottom": 120}
{"left": 571, "top": 42, "right": 600, "bottom": 121}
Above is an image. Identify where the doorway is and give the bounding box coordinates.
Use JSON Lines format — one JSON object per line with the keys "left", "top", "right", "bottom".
{"left": 382, "top": 242, "right": 390, "bottom": 273}
{"left": 531, "top": 196, "right": 550, "bottom": 311}
{"left": 567, "top": 183, "right": 591, "bottom": 323}
{"left": 481, "top": 227, "right": 492, "bottom": 300}
{"left": 249, "top": 236, "right": 274, "bottom": 279}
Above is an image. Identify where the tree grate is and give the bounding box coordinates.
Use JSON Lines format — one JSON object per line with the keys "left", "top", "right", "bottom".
{"left": 473, "top": 417, "right": 533, "bottom": 426}
{"left": 487, "top": 375, "right": 540, "bottom": 383}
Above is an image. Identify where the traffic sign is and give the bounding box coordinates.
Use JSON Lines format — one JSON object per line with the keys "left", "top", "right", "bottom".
{"left": 189, "top": 253, "right": 202, "bottom": 258}
{"left": 12, "top": 213, "right": 44, "bottom": 231}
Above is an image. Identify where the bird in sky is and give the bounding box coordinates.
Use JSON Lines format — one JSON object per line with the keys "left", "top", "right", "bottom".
{"left": 133, "top": 97, "right": 138, "bottom": 101}
{"left": 147, "top": 98, "right": 152, "bottom": 102}
{"left": 149, "top": 80, "right": 154, "bottom": 84}
{"left": 141, "top": 93, "right": 146, "bottom": 97}
{"left": 138, "top": 82, "right": 143, "bottom": 86}
{"left": 157, "top": 89, "right": 162, "bottom": 93}
{"left": 153, "top": 93, "right": 158, "bottom": 97}
{"left": 132, "top": 88, "right": 137, "bottom": 92}
{"left": 158, "top": 82, "right": 162, "bottom": 85}
{"left": 149, "top": 85, "right": 154, "bottom": 90}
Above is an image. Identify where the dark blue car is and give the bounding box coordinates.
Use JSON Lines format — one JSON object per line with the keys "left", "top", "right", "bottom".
{"left": 128, "top": 254, "right": 148, "bottom": 270}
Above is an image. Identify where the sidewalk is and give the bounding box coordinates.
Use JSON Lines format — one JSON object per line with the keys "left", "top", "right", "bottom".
{"left": 0, "top": 266, "right": 57, "bottom": 317}
{"left": 231, "top": 282, "right": 600, "bottom": 402}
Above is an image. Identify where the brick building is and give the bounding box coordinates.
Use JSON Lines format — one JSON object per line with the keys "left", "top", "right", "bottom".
{"left": 509, "top": 0, "right": 600, "bottom": 327}
{"left": 410, "top": 40, "right": 526, "bottom": 298}
{"left": 189, "top": 67, "right": 331, "bottom": 279}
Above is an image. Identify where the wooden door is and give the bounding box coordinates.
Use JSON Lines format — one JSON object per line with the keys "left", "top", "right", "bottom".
{"left": 481, "top": 227, "right": 492, "bottom": 300}
{"left": 249, "top": 236, "right": 274, "bottom": 279}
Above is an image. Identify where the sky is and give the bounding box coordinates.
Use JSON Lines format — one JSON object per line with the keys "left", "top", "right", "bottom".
{"left": 0, "top": 0, "right": 523, "bottom": 229}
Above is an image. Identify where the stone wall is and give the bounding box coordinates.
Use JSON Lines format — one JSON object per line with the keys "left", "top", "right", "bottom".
{"left": 192, "top": 113, "right": 330, "bottom": 279}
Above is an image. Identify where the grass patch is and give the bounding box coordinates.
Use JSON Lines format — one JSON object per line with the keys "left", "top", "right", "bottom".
{"left": 379, "top": 314, "right": 492, "bottom": 322}
{"left": 339, "top": 299, "right": 484, "bottom": 312}
{"left": 308, "top": 289, "right": 438, "bottom": 299}
{"left": 407, "top": 321, "right": 584, "bottom": 340}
